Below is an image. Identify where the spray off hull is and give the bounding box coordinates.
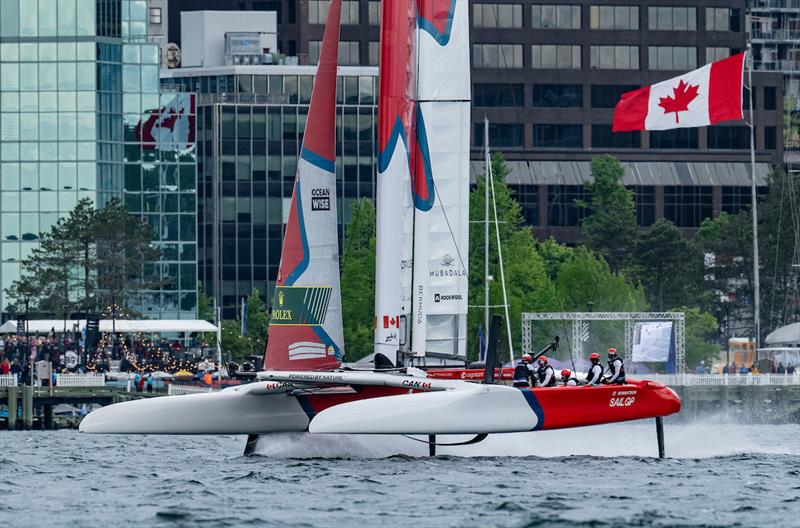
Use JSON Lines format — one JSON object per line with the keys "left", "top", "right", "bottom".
{"left": 80, "top": 379, "right": 679, "bottom": 436}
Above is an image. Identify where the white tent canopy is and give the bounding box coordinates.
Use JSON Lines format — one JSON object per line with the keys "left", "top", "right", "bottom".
{"left": 765, "top": 322, "right": 800, "bottom": 346}
{"left": 0, "top": 319, "right": 218, "bottom": 334}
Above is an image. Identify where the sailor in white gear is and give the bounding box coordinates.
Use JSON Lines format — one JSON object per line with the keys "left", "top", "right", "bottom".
{"left": 582, "top": 353, "right": 604, "bottom": 385}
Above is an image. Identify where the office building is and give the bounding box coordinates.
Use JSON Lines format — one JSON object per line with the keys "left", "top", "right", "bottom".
{"left": 0, "top": 0, "right": 198, "bottom": 319}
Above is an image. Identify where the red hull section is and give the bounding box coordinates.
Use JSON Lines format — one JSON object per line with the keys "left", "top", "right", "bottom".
{"left": 531, "top": 380, "right": 681, "bottom": 430}
{"left": 293, "top": 378, "right": 680, "bottom": 431}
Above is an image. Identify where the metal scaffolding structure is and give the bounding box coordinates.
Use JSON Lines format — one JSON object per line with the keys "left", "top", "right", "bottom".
{"left": 522, "top": 312, "right": 686, "bottom": 374}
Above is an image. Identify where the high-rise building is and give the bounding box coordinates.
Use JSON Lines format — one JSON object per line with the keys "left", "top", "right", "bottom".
{"left": 0, "top": 0, "right": 198, "bottom": 319}
{"left": 748, "top": 0, "right": 800, "bottom": 165}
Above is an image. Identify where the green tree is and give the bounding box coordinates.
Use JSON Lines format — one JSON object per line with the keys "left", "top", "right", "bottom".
{"left": 197, "top": 282, "right": 215, "bottom": 321}
{"left": 555, "top": 246, "right": 648, "bottom": 313}
{"left": 468, "top": 154, "right": 559, "bottom": 360}
{"left": 221, "top": 288, "right": 270, "bottom": 363}
{"left": 94, "top": 198, "right": 161, "bottom": 316}
{"left": 678, "top": 306, "right": 721, "bottom": 368}
{"left": 633, "top": 218, "right": 706, "bottom": 311}
{"left": 60, "top": 198, "right": 98, "bottom": 311}
{"left": 339, "top": 199, "right": 377, "bottom": 361}
{"left": 6, "top": 218, "right": 80, "bottom": 317}
{"left": 580, "top": 155, "right": 639, "bottom": 271}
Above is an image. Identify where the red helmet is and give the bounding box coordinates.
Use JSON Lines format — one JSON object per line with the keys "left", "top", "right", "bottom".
{"left": 538, "top": 355, "right": 548, "bottom": 364}
{"left": 561, "top": 369, "right": 572, "bottom": 377}
{"left": 608, "top": 348, "right": 618, "bottom": 356}
{"left": 521, "top": 354, "right": 533, "bottom": 363}
{"left": 589, "top": 352, "right": 600, "bottom": 360}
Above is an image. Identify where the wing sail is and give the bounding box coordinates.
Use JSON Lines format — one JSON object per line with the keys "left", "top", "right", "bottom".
{"left": 411, "top": 0, "right": 471, "bottom": 360}
{"left": 263, "top": 0, "right": 344, "bottom": 371}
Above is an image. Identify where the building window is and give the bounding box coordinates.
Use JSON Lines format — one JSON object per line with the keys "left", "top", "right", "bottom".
{"left": 368, "top": 1, "right": 380, "bottom": 25}
{"left": 721, "top": 186, "right": 751, "bottom": 215}
{"left": 514, "top": 185, "right": 540, "bottom": 226}
{"left": 765, "top": 126, "right": 776, "bottom": 150}
{"left": 764, "top": 87, "right": 776, "bottom": 110}
{"left": 474, "top": 123, "right": 524, "bottom": 147}
{"left": 149, "top": 7, "right": 162, "bottom": 25}
{"left": 648, "top": 46, "right": 697, "bottom": 70}
{"left": 532, "top": 84, "right": 582, "bottom": 108}
{"left": 309, "top": 0, "right": 359, "bottom": 25}
{"left": 474, "top": 83, "right": 524, "bottom": 107}
{"left": 311, "top": 41, "right": 360, "bottom": 66}
{"left": 591, "top": 124, "right": 640, "bottom": 148}
{"left": 531, "top": 45, "right": 581, "bottom": 69}
{"left": 706, "top": 8, "right": 738, "bottom": 32}
{"left": 548, "top": 185, "right": 589, "bottom": 226}
{"left": 589, "top": 5, "right": 639, "bottom": 30}
{"left": 531, "top": 5, "right": 581, "bottom": 29}
{"left": 708, "top": 126, "right": 748, "bottom": 149}
{"left": 473, "top": 3, "right": 523, "bottom": 28}
{"left": 647, "top": 7, "right": 696, "bottom": 31}
{"left": 664, "top": 186, "right": 712, "bottom": 228}
{"left": 591, "top": 85, "right": 638, "bottom": 108}
{"left": 473, "top": 44, "right": 523, "bottom": 68}
{"left": 590, "top": 46, "right": 639, "bottom": 70}
{"left": 628, "top": 186, "right": 656, "bottom": 226}
{"left": 533, "top": 124, "right": 582, "bottom": 148}
{"left": 649, "top": 128, "right": 698, "bottom": 149}
{"left": 706, "top": 47, "right": 730, "bottom": 63}
{"left": 368, "top": 41, "right": 379, "bottom": 66}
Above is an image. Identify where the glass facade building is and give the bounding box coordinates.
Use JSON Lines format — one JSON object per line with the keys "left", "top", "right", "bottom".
{"left": 162, "top": 66, "right": 376, "bottom": 318}
{"left": 0, "top": 0, "right": 197, "bottom": 319}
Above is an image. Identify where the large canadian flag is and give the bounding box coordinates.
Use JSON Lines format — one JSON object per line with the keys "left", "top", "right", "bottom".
{"left": 613, "top": 52, "right": 745, "bottom": 132}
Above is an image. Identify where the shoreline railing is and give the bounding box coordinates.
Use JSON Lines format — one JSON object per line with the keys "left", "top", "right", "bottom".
{"left": 167, "top": 384, "right": 217, "bottom": 396}
{"left": 634, "top": 373, "right": 800, "bottom": 386}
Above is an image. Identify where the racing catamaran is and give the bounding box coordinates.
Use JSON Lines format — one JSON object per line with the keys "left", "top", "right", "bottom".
{"left": 80, "top": 0, "right": 680, "bottom": 456}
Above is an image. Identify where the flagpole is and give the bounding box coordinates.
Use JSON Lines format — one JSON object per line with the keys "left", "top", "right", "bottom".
{"left": 746, "top": 44, "right": 761, "bottom": 350}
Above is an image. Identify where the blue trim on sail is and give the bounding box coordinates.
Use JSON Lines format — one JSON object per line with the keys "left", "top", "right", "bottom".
{"left": 300, "top": 146, "right": 335, "bottom": 173}
{"left": 518, "top": 388, "right": 545, "bottom": 431}
{"left": 377, "top": 114, "right": 435, "bottom": 213}
{"left": 295, "top": 395, "right": 317, "bottom": 420}
{"left": 284, "top": 181, "right": 310, "bottom": 285}
{"left": 417, "top": 0, "right": 457, "bottom": 46}
{"left": 312, "top": 326, "right": 343, "bottom": 362}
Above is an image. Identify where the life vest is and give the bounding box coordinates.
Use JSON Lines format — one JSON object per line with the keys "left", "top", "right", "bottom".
{"left": 607, "top": 358, "right": 626, "bottom": 384}
{"left": 585, "top": 363, "right": 603, "bottom": 385}
{"left": 513, "top": 363, "right": 532, "bottom": 385}
{"left": 537, "top": 364, "right": 556, "bottom": 387}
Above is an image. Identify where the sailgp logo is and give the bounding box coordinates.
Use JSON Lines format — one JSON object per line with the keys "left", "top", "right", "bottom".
{"left": 441, "top": 254, "right": 454, "bottom": 267}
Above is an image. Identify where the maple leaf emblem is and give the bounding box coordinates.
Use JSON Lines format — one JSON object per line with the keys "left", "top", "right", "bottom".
{"left": 658, "top": 80, "right": 700, "bottom": 123}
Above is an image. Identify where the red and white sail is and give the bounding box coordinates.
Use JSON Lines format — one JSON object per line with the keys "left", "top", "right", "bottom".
{"left": 263, "top": 0, "right": 343, "bottom": 371}
{"left": 374, "top": 0, "right": 417, "bottom": 361}
{"left": 411, "top": 0, "right": 471, "bottom": 360}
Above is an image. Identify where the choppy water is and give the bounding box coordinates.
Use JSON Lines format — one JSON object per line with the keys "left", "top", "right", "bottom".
{"left": 1, "top": 421, "right": 798, "bottom": 527}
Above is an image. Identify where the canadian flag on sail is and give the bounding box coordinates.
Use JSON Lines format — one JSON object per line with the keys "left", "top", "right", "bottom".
{"left": 613, "top": 52, "right": 745, "bottom": 132}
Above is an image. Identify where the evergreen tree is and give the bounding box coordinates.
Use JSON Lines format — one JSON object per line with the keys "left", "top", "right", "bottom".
{"left": 94, "top": 198, "right": 161, "bottom": 315}
{"left": 221, "top": 288, "right": 270, "bottom": 363}
{"left": 633, "top": 218, "right": 706, "bottom": 311}
{"left": 580, "top": 155, "right": 639, "bottom": 271}
{"left": 339, "top": 199, "right": 377, "bottom": 361}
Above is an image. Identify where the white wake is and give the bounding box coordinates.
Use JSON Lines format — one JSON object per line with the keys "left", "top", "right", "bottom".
{"left": 252, "top": 421, "right": 800, "bottom": 459}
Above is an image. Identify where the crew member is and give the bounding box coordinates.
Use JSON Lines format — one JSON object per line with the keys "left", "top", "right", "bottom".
{"left": 603, "top": 347, "right": 626, "bottom": 385}
{"left": 582, "top": 353, "right": 604, "bottom": 385}
{"left": 513, "top": 354, "right": 536, "bottom": 388}
{"left": 560, "top": 369, "right": 578, "bottom": 386}
{"left": 536, "top": 355, "right": 557, "bottom": 387}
